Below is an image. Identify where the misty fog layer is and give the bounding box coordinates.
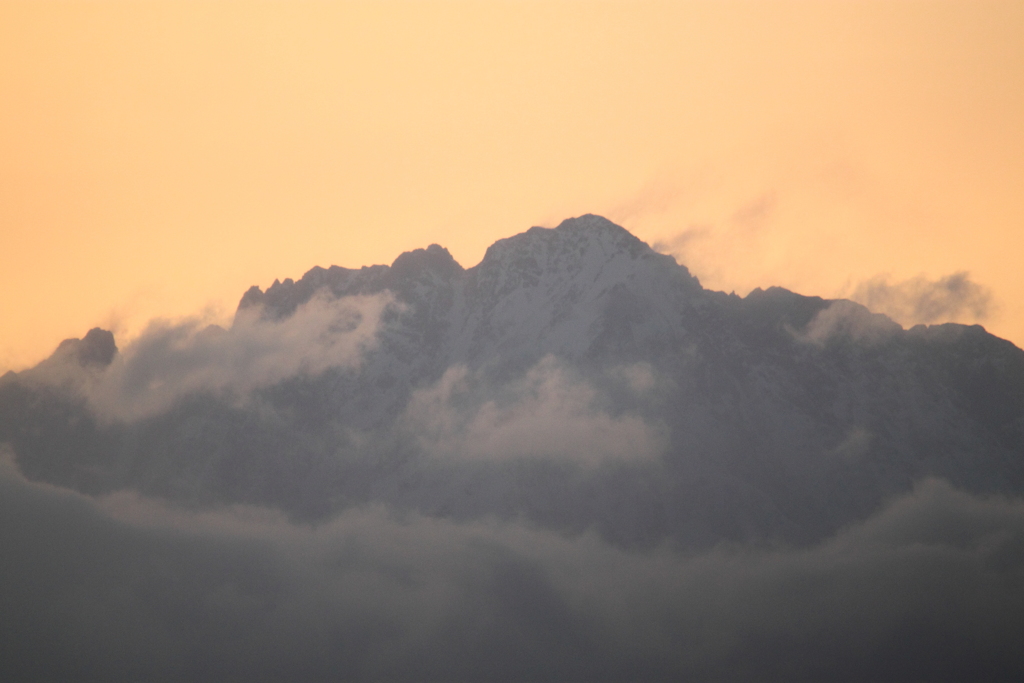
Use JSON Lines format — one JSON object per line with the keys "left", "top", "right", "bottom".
{"left": 2, "top": 450, "right": 1023, "bottom": 682}
{"left": 2, "top": 216, "right": 1023, "bottom": 681}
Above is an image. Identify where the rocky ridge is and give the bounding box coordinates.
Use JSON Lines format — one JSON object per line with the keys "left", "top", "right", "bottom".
{"left": 1, "top": 215, "right": 1023, "bottom": 548}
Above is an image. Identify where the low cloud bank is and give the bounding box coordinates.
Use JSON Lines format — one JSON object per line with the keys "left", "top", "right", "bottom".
{"left": 25, "top": 292, "right": 393, "bottom": 421}
{"left": 404, "top": 357, "right": 666, "bottom": 466}
{"left": 851, "top": 272, "right": 994, "bottom": 326}
{"left": 2, "top": 448, "right": 1023, "bottom": 682}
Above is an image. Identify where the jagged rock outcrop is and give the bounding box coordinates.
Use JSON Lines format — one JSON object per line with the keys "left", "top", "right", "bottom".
{"left": 52, "top": 327, "right": 118, "bottom": 367}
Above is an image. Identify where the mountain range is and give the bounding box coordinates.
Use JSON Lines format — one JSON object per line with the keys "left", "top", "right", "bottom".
{"left": 4, "top": 214, "right": 1022, "bottom": 549}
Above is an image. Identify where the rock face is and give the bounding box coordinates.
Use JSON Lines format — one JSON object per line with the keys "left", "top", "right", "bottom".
{"left": 53, "top": 327, "right": 118, "bottom": 367}
{"left": 2, "top": 215, "right": 1023, "bottom": 547}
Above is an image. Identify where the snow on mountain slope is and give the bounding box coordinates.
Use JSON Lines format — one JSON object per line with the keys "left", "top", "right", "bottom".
{"left": 2, "top": 215, "right": 1023, "bottom": 548}
{"left": 240, "top": 215, "right": 701, "bottom": 370}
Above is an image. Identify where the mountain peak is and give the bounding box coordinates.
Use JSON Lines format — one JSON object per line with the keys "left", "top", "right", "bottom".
{"left": 554, "top": 212, "right": 635, "bottom": 234}
{"left": 390, "top": 243, "right": 463, "bottom": 280}
{"left": 51, "top": 327, "right": 118, "bottom": 368}
{"left": 474, "top": 214, "right": 667, "bottom": 279}
{"left": 236, "top": 215, "right": 688, "bottom": 323}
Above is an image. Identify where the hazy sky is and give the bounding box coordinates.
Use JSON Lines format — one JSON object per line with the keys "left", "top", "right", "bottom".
{"left": 3, "top": 0, "right": 1022, "bottom": 373}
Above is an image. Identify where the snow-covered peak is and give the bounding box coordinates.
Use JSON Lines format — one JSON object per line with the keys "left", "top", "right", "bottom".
{"left": 438, "top": 216, "right": 701, "bottom": 365}
{"left": 475, "top": 214, "right": 668, "bottom": 282}
{"left": 469, "top": 214, "right": 695, "bottom": 301}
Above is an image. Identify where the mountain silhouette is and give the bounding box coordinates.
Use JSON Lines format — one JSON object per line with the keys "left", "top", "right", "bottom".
{"left": 2, "top": 214, "right": 1023, "bottom": 547}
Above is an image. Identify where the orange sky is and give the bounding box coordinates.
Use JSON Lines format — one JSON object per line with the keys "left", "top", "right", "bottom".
{"left": 2, "top": 0, "right": 1023, "bottom": 373}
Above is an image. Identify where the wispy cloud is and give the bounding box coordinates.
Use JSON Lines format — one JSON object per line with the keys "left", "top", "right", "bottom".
{"left": 404, "top": 356, "right": 666, "bottom": 466}
{"left": 850, "top": 272, "right": 994, "bottom": 326}
{"left": 26, "top": 291, "right": 394, "bottom": 421}
{"left": 798, "top": 300, "right": 903, "bottom": 345}
{"left": 650, "top": 225, "right": 712, "bottom": 257}
{"left": 730, "top": 191, "right": 777, "bottom": 231}
{"left": 606, "top": 175, "right": 685, "bottom": 225}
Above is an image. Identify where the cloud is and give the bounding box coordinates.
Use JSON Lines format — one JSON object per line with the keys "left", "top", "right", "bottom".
{"left": 850, "top": 272, "right": 994, "bottom": 326}
{"left": 404, "top": 356, "right": 667, "bottom": 466}
{"left": 2, "top": 446, "right": 1024, "bottom": 682}
{"left": 826, "top": 426, "right": 873, "bottom": 463}
{"left": 730, "top": 191, "right": 777, "bottom": 231}
{"left": 646, "top": 189, "right": 782, "bottom": 296}
{"left": 606, "top": 176, "right": 684, "bottom": 225}
{"left": 799, "top": 299, "right": 903, "bottom": 345}
{"left": 26, "top": 291, "right": 394, "bottom": 421}
{"left": 650, "top": 225, "right": 712, "bottom": 257}
{"left": 607, "top": 361, "right": 657, "bottom": 395}
{"left": 649, "top": 191, "right": 775, "bottom": 264}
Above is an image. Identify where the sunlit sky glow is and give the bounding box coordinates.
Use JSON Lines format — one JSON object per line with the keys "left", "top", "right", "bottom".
{"left": 3, "top": 0, "right": 1022, "bottom": 373}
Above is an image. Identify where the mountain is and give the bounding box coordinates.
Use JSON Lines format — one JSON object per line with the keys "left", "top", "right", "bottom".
{"left": 5, "top": 215, "right": 1024, "bottom": 682}
{"left": 2, "top": 214, "right": 1023, "bottom": 548}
